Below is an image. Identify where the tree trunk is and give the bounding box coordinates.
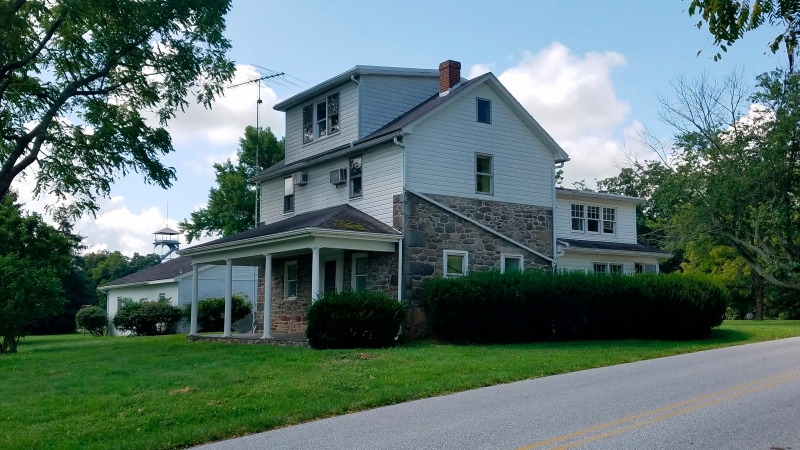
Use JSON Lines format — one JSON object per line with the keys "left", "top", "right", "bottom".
{"left": 752, "top": 271, "right": 765, "bottom": 320}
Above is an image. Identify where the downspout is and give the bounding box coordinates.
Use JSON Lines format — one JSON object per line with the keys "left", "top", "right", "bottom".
{"left": 552, "top": 162, "right": 562, "bottom": 271}
{"left": 394, "top": 135, "right": 406, "bottom": 304}
{"left": 351, "top": 74, "right": 361, "bottom": 139}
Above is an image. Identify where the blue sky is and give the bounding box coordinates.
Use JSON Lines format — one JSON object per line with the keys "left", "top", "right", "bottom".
{"left": 17, "top": 0, "right": 783, "bottom": 255}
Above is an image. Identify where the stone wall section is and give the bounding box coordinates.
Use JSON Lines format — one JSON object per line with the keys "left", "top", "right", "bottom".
{"left": 395, "top": 192, "right": 553, "bottom": 308}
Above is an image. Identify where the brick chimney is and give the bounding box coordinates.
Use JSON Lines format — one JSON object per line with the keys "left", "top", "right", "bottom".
{"left": 439, "top": 60, "right": 461, "bottom": 93}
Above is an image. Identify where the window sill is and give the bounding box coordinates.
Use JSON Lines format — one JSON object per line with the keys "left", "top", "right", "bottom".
{"left": 284, "top": 296, "right": 297, "bottom": 301}
{"left": 349, "top": 195, "right": 363, "bottom": 201}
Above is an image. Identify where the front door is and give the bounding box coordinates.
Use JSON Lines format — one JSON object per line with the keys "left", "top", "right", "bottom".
{"left": 323, "top": 260, "right": 337, "bottom": 293}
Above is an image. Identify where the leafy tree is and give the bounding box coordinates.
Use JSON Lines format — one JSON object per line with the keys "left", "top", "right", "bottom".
{"left": 0, "top": 196, "right": 71, "bottom": 353}
{"left": 681, "top": 240, "right": 753, "bottom": 318}
{"left": 180, "top": 126, "right": 285, "bottom": 242}
{"left": 84, "top": 250, "right": 161, "bottom": 295}
{"left": 0, "top": 0, "right": 235, "bottom": 218}
{"left": 619, "top": 70, "right": 800, "bottom": 318}
{"left": 689, "top": 0, "right": 800, "bottom": 70}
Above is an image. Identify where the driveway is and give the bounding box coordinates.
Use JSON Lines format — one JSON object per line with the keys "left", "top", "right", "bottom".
{"left": 194, "top": 337, "right": 800, "bottom": 450}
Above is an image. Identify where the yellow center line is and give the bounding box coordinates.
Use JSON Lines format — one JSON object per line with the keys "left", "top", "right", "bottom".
{"left": 517, "top": 369, "right": 800, "bottom": 450}
{"left": 550, "top": 372, "right": 800, "bottom": 450}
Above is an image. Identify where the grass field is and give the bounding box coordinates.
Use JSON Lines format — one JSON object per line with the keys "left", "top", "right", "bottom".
{"left": 1, "top": 321, "right": 799, "bottom": 450}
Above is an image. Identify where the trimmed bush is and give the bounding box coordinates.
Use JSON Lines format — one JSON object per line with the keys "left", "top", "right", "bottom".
{"left": 75, "top": 306, "right": 107, "bottom": 337}
{"left": 424, "top": 271, "right": 728, "bottom": 343}
{"left": 113, "top": 299, "right": 182, "bottom": 336}
{"left": 306, "top": 290, "right": 404, "bottom": 349}
{"left": 182, "top": 295, "right": 252, "bottom": 332}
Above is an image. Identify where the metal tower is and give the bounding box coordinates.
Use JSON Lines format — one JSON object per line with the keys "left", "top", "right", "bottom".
{"left": 153, "top": 227, "right": 181, "bottom": 261}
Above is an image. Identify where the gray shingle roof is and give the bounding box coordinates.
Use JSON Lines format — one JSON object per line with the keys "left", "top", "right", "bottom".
{"left": 184, "top": 204, "right": 399, "bottom": 251}
{"left": 558, "top": 238, "right": 671, "bottom": 255}
{"left": 100, "top": 256, "right": 191, "bottom": 288}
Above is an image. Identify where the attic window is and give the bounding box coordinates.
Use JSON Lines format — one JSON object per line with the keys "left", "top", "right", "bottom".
{"left": 477, "top": 98, "right": 491, "bottom": 124}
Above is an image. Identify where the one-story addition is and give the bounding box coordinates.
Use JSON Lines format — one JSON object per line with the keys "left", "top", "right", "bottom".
{"left": 178, "top": 60, "right": 671, "bottom": 341}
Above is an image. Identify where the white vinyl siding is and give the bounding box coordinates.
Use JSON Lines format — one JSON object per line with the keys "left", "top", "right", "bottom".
{"left": 260, "top": 142, "right": 402, "bottom": 226}
{"left": 405, "top": 83, "right": 555, "bottom": 207}
{"left": 558, "top": 253, "right": 660, "bottom": 275}
{"left": 555, "top": 196, "right": 637, "bottom": 244}
{"left": 284, "top": 81, "right": 358, "bottom": 165}
{"left": 359, "top": 75, "right": 440, "bottom": 138}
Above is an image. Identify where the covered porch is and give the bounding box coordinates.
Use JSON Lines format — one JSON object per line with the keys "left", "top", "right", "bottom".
{"left": 178, "top": 205, "right": 402, "bottom": 341}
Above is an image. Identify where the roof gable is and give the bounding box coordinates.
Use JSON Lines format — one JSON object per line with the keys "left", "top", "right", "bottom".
{"left": 359, "top": 73, "right": 569, "bottom": 162}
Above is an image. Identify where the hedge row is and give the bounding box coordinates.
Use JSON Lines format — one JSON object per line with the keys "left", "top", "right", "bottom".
{"left": 423, "top": 271, "right": 728, "bottom": 343}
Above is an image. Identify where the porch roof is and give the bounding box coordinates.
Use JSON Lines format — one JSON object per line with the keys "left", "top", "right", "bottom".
{"left": 179, "top": 205, "right": 401, "bottom": 262}
{"left": 557, "top": 238, "right": 672, "bottom": 258}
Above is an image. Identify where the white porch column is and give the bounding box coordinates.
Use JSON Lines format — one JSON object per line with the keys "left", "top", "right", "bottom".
{"left": 311, "top": 247, "right": 321, "bottom": 302}
{"left": 262, "top": 254, "right": 272, "bottom": 339}
{"left": 189, "top": 263, "right": 199, "bottom": 335}
{"left": 223, "top": 259, "right": 233, "bottom": 337}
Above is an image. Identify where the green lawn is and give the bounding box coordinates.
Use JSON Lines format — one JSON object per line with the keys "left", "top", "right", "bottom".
{"left": 1, "top": 321, "right": 799, "bottom": 450}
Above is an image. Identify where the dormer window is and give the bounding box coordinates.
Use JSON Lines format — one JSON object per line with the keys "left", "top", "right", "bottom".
{"left": 304, "top": 93, "right": 340, "bottom": 143}
{"left": 477, "top": 98, "right": 491, "bottom": 124}
{"left": 302, "top": 105, "right": 313, "bottom": 144}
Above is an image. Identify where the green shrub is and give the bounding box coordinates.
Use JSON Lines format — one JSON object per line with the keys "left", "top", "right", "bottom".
{"left": 182, "top": 295, "right": 252, "bottom": 332}
{"left": 306, "top": 290, "right": 404, "bottom": 350}
{"left": 113, "top": 299, "right": 182, "bottom": 336}
{"left": 75, "top": 306, "right": 107, "bottom": 337}
{"left": 424, "top": 271, "right": 728, "bottom": 343}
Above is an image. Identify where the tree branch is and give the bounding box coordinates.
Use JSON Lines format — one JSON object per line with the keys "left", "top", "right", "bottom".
{"left": 0, "top": 8, "right": 68, "bottom": 80}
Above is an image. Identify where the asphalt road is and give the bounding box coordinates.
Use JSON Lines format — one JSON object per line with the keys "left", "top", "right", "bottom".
{"left": 195, "top": 337, "right": 800, "bottom": 450}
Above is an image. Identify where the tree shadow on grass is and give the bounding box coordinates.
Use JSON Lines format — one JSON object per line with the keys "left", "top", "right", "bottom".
{"left": 704, "top": 328, "right": 752, "bottom": 344}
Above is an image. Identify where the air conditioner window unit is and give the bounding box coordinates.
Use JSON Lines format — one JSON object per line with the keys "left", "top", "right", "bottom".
{"left": 330, "top": 168, "right": 347, "bottom": 185}
{"left": 292, "top": 172, "right": 308, "bottom": 186}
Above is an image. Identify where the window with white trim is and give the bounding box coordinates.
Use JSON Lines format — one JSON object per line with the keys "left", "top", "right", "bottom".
{"left": 349, "top": 156, "right": 362, "bottom": 198}
{"left": 594, "top": 262, "right": 623, "bottom": 275}
{"left": 477, "top": 98, "right": 491, "bottom": 124}
{"left": 501, "top": 254, "right": 523, "bottom": 273}
{"left": 302, "top": 105, "right": 313, "bottom": 144}
{"left": 475, "top": 154, "right": 493, "bottom": 194}
{"left": 158, "top": 293, "right": 166, "bottom": 301}
{"left": 587, "top": 206, "right": 600, "bottom": 233}
{"left": 284, "top": 261, "right": 298, "bottom": 299}
{"left": 352, "top": 254, "right": 367, "bottom": 291}
{"left": 444, "top": 250, "right": 468, "bottom": 277}
{"left": 603, "top": 207, "right": 616, "bottom": 234}
{"left": 571, "top": 204, "right": 584, "bottom": 232}
{"left": 303, "top": 92, "right": 340, "bottom": 143}
{"left": 636, "top": 263, "right": 658, "bottom": 274}
{"left": 283, "top": 177, "right": 294, "bottom": 213}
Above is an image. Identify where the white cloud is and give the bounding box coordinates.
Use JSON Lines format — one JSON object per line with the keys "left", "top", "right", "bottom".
{"left": 71, "top": 196, "right": 217, "bottom": 256}
{"left": 471, "top": 42, "right": 633, "bottom": 188}
{"left": 468, "top": 63, "right": 492, "bottom": 79}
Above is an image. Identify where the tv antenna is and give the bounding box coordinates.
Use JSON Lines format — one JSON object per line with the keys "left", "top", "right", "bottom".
{"left": 225, "top": 66, "right": 304, "bottom": 228}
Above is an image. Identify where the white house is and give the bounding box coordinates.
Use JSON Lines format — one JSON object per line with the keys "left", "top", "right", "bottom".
{"left": 99, "top": 256, "right": 257, "bottom": 335}
{"left": 175, "top": 60, "right": 671, "bottom": 341}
